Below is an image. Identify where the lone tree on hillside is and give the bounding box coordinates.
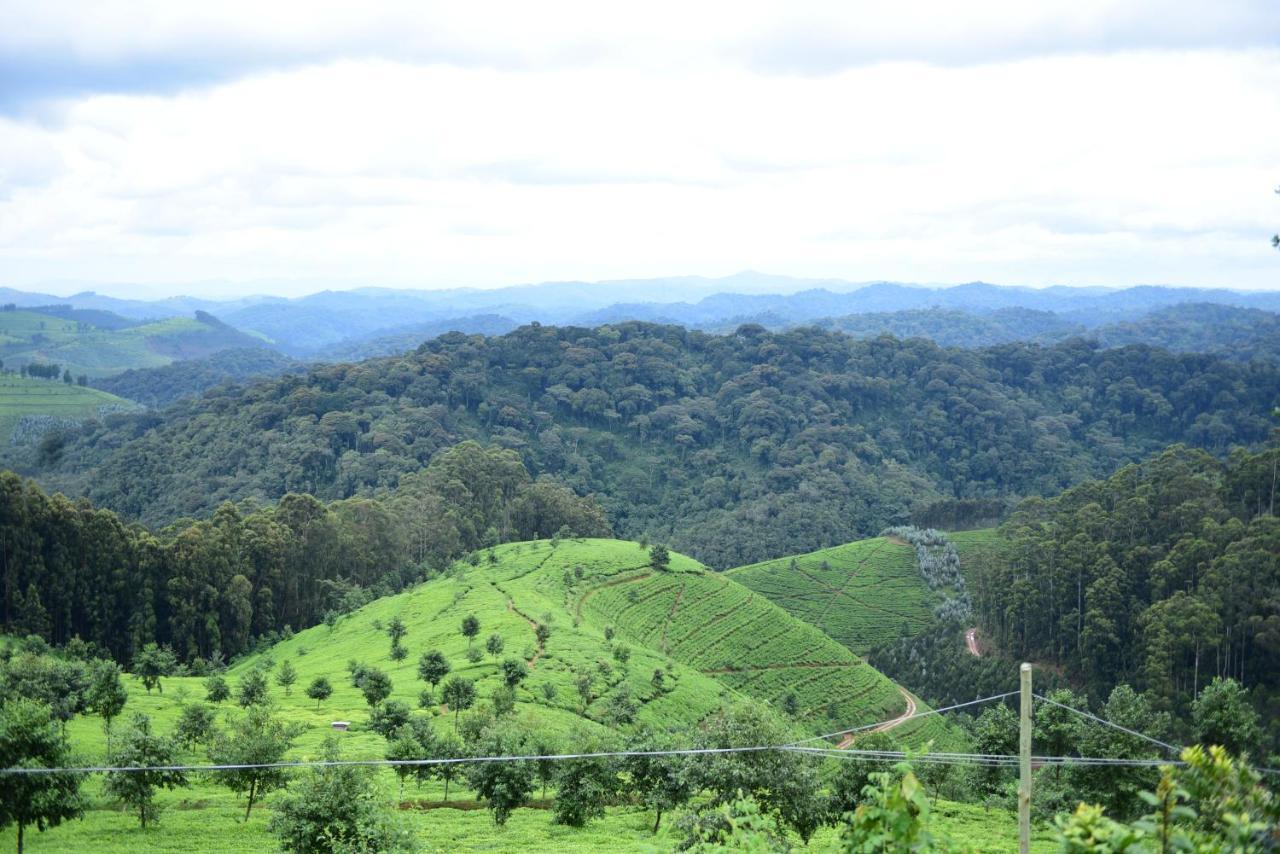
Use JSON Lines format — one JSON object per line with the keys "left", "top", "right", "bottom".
{"left": 460, "top": 615, "right": 480, "bottom": 646}
{"left": 205, "top": 674, "right": 230, "bottom": 703}
{"left": 500, "top": 658, "right": 529, "bottom": 688}
{"left": 209, "top": 705, "right": 302, "bottom": 821}
{"left": 86, "top": 659, "right": 128, "bottom": 748}
{"left": 485, "top": 633, "right": 505, "bottom": 660}
{"left": 441, "top": 677, "right": 476, "bottom": 730}
{"left": 433, "top": 730, "right": 466, "bottom": 803}
{"left": 551, "top": 735, "right": 622, "bottom": 828}
{"left": 359, "top": 668, "right": 393, "bottom": 707}
{"left": 269, "top": 737, "right": 413, "bottom": 853}
{"left": 417, "top": 650, "right": 450, "bottom": 691}
{"left": 649, "top": 544, "right": 670, "bottom": 572}
{"left": 386, "top": 616, "right": 407, "bottom": 647}
{"left": 132, "top": 643, "right": 177, "bottom": 694}
{"left": 103, "top": 713, "right": 187, "bottom": 828}
{"left": 305, "top": 676, "right": 332, "bottom": 709}
{"left": 467, "top": 730, "right": 535, "bottom": 826}
{"left": 386, "top": 617, "right": 408, "bottom": 660}
{"left": 276, "top": 660, "right": 297, "bottom": 696}
{"left": 625, "top": 730, "right": 695, "bottom": 833}
{"left": 0, "top": 699, "right": 85, "bottom": 854}
{"left": 237, "top": 668, "right": 270, "bottom": 707}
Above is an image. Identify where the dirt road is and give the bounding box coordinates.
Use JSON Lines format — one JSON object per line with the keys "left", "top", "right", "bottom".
{"left": 837, "top": 687, "right": 918, "bottom": 748}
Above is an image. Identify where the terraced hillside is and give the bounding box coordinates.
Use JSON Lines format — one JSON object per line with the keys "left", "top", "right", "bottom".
{"left": 568, "top": 540, "right": 952, "bottom": 746}
{"left": 220, "top": 537, "right": 952, "bottom": 750}
{"left": 727, "top": 536, "right": 937, "bottom": 656}
{"left": 0, "top": 536, "right": 982, "bottom": 852}
{"left": 219, "top": 539, "right": 743, "bottom": 754}
{"left": 0, "top": 374, "right": 138, "bottom": 443}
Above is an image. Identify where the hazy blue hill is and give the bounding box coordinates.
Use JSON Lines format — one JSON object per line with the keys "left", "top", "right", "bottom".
{"left": 26, "top": 304, "right": 140, "bottom": 330}
{"left": 811, "top": 306, "right": 1084, "bottom": 347}
{"left": 5, "top": 278, "right": 1278, "bottom": 357}
{"left": 92, "top": 346, "right": 301, "bottom": 407}
{"left": 1092, "top": 303, "right": 1280, "bottom": 361}
{"left": 313, "top": 314, "right": 522, "bottom": 361}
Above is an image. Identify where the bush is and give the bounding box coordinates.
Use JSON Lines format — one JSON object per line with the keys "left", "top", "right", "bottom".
{"left": 174, "top": 703, "right": 218, "bottom": 749}
{"left": 466, "top": 730, "right": 535, "bottom": 826}
{"left": 368, "top": 701, "right": 413, "bottom": 738}
{"left": 204, "top": 675, "right": 230, "bottom": 703}
{"left": 270, "top": 738, "right": 415, "bottom": 853}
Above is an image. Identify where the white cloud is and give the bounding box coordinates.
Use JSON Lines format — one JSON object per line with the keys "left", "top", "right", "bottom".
{"left": 0, "top": 4, "right": 1277, "bottom": 295}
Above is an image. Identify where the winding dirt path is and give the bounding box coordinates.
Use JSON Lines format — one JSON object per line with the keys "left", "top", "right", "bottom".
{"left": 837, "top": 687, "right": 918, "bottom": 748}
{"left": 574, "top": 571, "right": 652, "bottom": 621}
{"left": 965, "top": 627, "right": 980, "bottom": 657}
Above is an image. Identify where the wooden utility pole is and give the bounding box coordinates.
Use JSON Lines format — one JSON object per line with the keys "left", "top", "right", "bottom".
{"left": 1019, "top": 662, "right": 1032, "bottom": 854}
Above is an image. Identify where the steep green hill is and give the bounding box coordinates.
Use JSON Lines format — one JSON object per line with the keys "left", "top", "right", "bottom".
{"left": 727, "top": 536, "right": 933, "bottom": 656}
{"left": 728, "top": 529, "right": 1011, "bottom": 657}
{"left": 222, "top": 539, "right": 736, "bottom": 751}
{"left": 25, "top": 536, "right": 953, "bottom": 775}
{"left": 565, "top": 541, "right": 952, "bottom": 746}
{"left": 221, "top": 537, "right": 948, "bottom": 748}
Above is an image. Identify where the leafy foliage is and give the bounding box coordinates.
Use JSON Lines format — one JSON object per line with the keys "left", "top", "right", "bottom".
{"left": 32, "top": 324, "right": 1278, "bottom": 570}
{"left": 269, "top": 737, "right": 415, "bottom": 853}
{"left": 0, "top": 442, "right": 607, "bottom": 666}
{"left": 978, "top": 441, "right": 1280, "bottom": 752}
{"left": 0, "top": 698, "right": 85, "bottom": 852}
{"left": 103, "top": 713, "right": 187, "bottom": 828}
{"left": 208, "top": 704, "right": 302, "bottom": 820}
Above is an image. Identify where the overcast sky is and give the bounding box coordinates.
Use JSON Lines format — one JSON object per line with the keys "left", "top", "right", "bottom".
{"left": 1, "top": 1, "right": 1278, "bottom": 298}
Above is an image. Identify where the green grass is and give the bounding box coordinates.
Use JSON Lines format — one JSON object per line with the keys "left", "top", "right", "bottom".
{"left": 0, "top": 309, "right": 265, "bottom": 380}
{"left": 569, "top": 541, "right": 962, "bottom": 749}
{"left": 0, "top": 781, "right": 1058, "bottom": 852}
{"left": 0, "top": 374, "right": 137, "bottom": 442}
{"left": 727, "top": 536, "right": 937, "bottom": 656}
{"left": 3, "top": 538, "right": 996, "bottom": 851}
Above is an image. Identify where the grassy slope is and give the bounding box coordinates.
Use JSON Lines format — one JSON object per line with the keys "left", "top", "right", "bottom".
{"left": 2, "top": 538, "right": 1005, "bottom": 851}
{"left": 573, "top": 540, "right": 955, "bottom": 749}
{"left": 0, "top": 310, "right": 267, "bottom": 379}
{"left": 727, "top": 529, "right": 1011, "bottom": 655}
{"left": 727, "top": 536, "right": 936, "bottom": 656}
{"left": 0, "top": 375, "right": 137, "bottom": 442}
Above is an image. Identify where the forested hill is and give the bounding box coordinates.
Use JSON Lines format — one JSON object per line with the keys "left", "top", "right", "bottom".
{"left": 1, "top": 442, "right": 610, "bottom": 661}
{"left": 29, "top": 323, "right": 1280, "bottom": 568}
{"left": 972, "top": 441, "right": 1280, "bottom": 749}
{"left": 92, "top": 347, "right": 301, "bottom": 408}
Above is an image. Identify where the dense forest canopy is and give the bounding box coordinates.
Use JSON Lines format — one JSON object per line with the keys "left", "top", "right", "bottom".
{"left": 26, "top": 323, "right": 1280, "bottom": 569}
{"left": 0, "top": 442, "right": 609, "bottom": 663}
{"left": 973, "top": 440, "right": 1280, "bottom": 747}
{"left": 91, "top": 347, "right": 301, "bottom": 408}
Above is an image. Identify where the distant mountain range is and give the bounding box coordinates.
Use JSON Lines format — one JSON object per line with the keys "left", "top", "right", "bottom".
{"left": 5, "top": 275, "right": 1279, "bottom": 361}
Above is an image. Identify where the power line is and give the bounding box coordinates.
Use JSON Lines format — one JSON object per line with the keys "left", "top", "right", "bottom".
{"left": 3, "top": 743, "right": 1225, "bottom": 778}
{"left": 4, "top": 683, "right": 1270, "bottom": 778}
{"left": 1033, "top": 693, "right": 1182, "bottom": 754}
{"left": 787, "top": 690, "right": 1018, "bottom": 747}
